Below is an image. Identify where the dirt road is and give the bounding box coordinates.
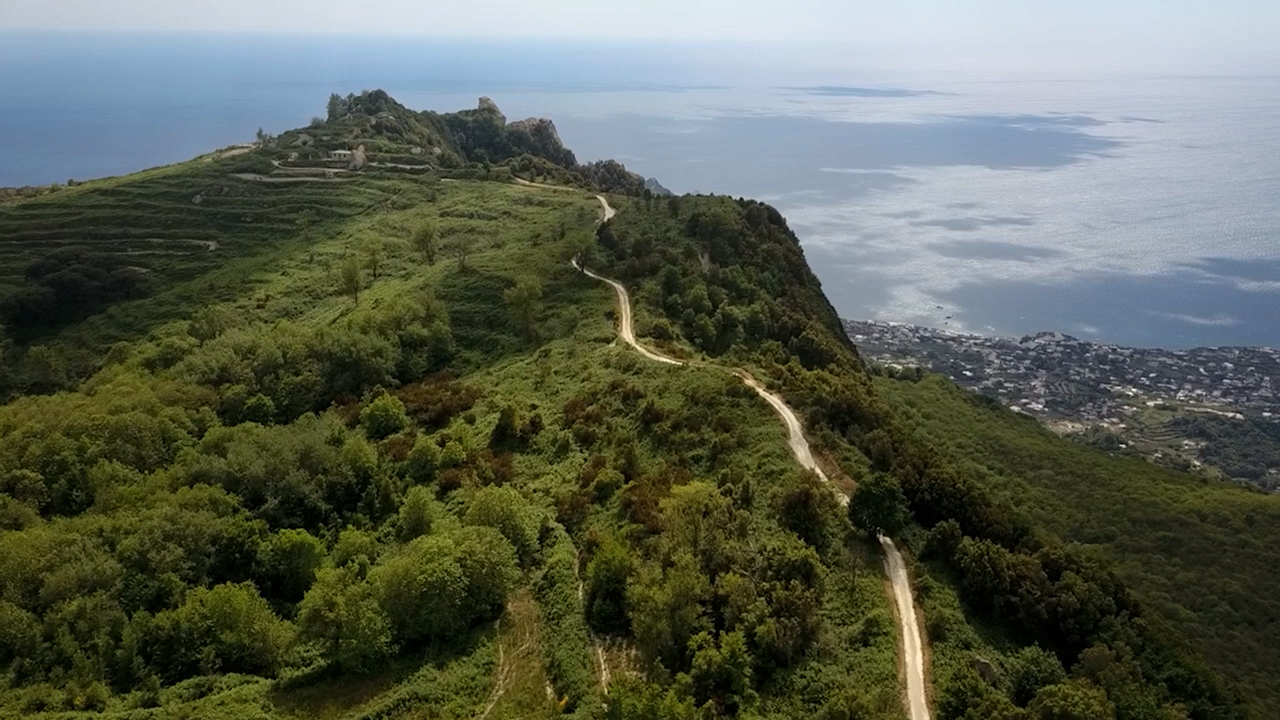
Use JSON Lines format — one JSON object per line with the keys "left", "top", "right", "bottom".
{"left": 882, "top": 536, "right": 931, "bottom": 720}
{"left": 581, "top": 194, "right": 931, "bottom": 720}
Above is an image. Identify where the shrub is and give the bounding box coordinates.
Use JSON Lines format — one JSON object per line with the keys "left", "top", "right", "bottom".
{"left": 332, "top": 527, "right": 380, "bottom": 567}
{"left": 370, "top": 529, "right": 518, "bottom": 645}
{"left": 256, "top": 528, "right": 325, "bottom": 606}
{"left": 536, "top": 527, "right": 598, "bottom": 713}
{"left": 141, "top": 583, "right": 293, "bottom": 683}
{"left": 585, "top": 539, "right": 630, "bottom": 633}
{"left": 360, "top": 393, "right": 409, "bottom": 440}
{"left": 297, "top": 566, "right": 392, "bottom": 672}
{"left": 463, "top": 485, "right": 540, "bottom": 564}
{"left": 396, "top": 485, "right": 438, "bottom": 541}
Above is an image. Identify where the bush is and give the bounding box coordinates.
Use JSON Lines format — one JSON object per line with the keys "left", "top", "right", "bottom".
{"left": 396, "top": 485, "right": 438, "bottom": 541}
{"left": 141, "top": 583, "right": 293, "bottom": 683}
{"left": 585, "top": 539, "right": 630, "bottom": 633}
{"left": 256, "top": 528, "right": 325, "bottom": 606}
{"left": 297, "top": 566, "right": 392, "bottom": 672}
{"left": 332, "top": 527, "right": 380, "bottom": 567}
{"left": 370, "top": 528, "right": 518, "bottom": 645}
{"left": 464, "top": 485, "right": 541, "bottom": 564}
{"left": 361, "top": 393, "right": 409, "bottom": 440}
{"left": 536, "top": 527, "right": 598, "bottom": 713}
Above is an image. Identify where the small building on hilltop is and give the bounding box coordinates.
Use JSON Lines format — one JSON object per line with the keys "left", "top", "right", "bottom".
{"left": 329, "top": 149, "right": 352, "bottom": 162}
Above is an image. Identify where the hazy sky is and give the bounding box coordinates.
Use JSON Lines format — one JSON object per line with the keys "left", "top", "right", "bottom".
{"left": 4, "top": 0, "right": 1278, "bottom": 73}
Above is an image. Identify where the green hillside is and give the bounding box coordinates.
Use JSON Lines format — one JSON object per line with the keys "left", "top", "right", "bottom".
{"left": 874, "top": 374, "right": 1280, "bottom": 718}
{"left": 0, "top": 93, "right": 1271, "bottom": 720}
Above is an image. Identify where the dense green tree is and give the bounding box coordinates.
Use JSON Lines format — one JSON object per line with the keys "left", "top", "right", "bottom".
{"left": 405, "top": 434, "right": 441, "bottom": 484}
{"left": 297, "top": 566, "right": 392, "bottom": 672}
{"left": 360, "top": 392, "right": 408, "bottom": 440}
{"left": 938, "top": 668, "right": 1029, "bottom": 720}
{"left": 1028, "top": 680, "right": 1115, "bottom": 720}
{"left": 815, "top": 690, "right": 878, "bottom": 720}
{"left": 332, "top": 527, "right": 380, "bottom": 568}
{"left": 141, "top": 583, "right": 293, "bottom": 683}
{"left": 585, "top": 539, "right": 631, "bottom": 633}
{"left": 370, "top": 535, "right": 468, "bottom": 643}
{"left": 776, "top": 469, "right": 839, "bottom": 550}
{"left": 605, "top": 677, "right": 699, "bottom": 720}
{"left": 1, "top": 247, "right": 151, "bottom": 338}
{"left": 686, "top": 630, "right": 754, "bottom": 714}
{"left": 115, "top": 486, "right": 263, "bottom": 611}
{"left": 369, "top": 529, "right": 517, "bottom": 644}
{"left": 363, "top": 237, "right": 384, "bottom": 280}
{"left": 340, "top": 255, "right": 362, "bottom": 304}
{"left": 0, "top": 600, "right": 39, "bottom": 675}
{"left": 628, "top": 552, "right": 711, "bottom": 674}
{"left": 295, "top": 209, "right": 313, "bottom": 245}
{"left": 463, "top": 485, "right": 540, "bottom": 563}
{"left": 452, "top": 237, "right": 472, "bottom": 269}
{"left": 411, "top": 221, "right": 438, "bottom": 265}
{"left": 396, "top": 485, "right": 437, "bottom": 541}
{"left": 849, "top": 472, "right": 909, "bottom": 536}
{"left": 488, "top": 404, "right": 521, "bottom": 449}
{"left": 660, "top": 482, "right": 744, "bottom": 579}
{"left": 256, "top": 528, "right": 324, "bottom": 607}
{"left": 451, "top": 525, "right": 520, "bottom": 617}
{"left": 503, "top": 276, "right": 543, "bottom": 342}
{"left": 922, "top": 519, "right": 964, "bottom": 561}
{"left": 1007, "top": 645, "right": 1067, "bottom": 707}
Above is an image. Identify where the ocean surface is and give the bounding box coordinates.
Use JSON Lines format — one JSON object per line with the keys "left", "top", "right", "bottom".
{"left": 3, "top": 33, "right": 1279, "bottom": 349}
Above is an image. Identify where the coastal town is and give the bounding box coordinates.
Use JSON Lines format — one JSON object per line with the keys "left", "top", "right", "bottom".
{"left": 844, "top": 319, "right": 1280, "bottom": 489}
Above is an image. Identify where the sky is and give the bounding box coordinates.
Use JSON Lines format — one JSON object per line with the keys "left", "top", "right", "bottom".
{"left": 3, "top": 0, "right": 1279, "bottom": 74}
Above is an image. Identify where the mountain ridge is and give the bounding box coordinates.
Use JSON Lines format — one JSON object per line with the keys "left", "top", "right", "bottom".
{"left": 0, "top": 91, "right": 1270, "bottom": 720}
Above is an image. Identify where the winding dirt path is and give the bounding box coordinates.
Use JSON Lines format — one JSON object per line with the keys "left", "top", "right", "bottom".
{"left": 579, "top": 195, "right": 931, "bottom": 720}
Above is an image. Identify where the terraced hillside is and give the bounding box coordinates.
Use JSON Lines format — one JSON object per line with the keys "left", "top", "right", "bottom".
{"left": 0, "top": 93, "right": 1267, "bottom": 720}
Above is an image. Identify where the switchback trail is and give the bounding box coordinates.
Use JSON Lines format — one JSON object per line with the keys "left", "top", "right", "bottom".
{"left": 577, "top": 195, "right": 932, "bottom": 720}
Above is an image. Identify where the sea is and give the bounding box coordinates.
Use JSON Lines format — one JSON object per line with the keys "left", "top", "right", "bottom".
{"left": 3, "top": 33, "right": 1279, "bottom": 349}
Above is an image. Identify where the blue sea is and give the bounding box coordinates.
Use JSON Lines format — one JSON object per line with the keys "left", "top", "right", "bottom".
{"left": 3, "top": 33, "right": 1279, "bottom": 349}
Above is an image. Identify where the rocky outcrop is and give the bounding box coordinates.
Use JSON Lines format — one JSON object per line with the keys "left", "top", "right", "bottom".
{"left": 349, "top": 145, "right": 367, "bottom": 170}
{"left": 578, "top": 160, "right": 647, "bottom": 196}
{"left": 645, "top": 177, "right": 673, "bottom": 196}
{"left": 507, "top": 117, "right": 562, "bottom": 145}
{"left": 477, "top": 97, "right": 506, "bottom": 123}
{"left": 506, "top": 116, "right": 576, "bottom": 167}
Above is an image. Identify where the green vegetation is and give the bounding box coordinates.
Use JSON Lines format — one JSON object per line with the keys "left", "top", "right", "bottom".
{"left": 599, "top": 193, "right": 1257, "bottom": 719}
{"left": 877, "top": 375, "right": 1280, "bottom": 718}
{"left": 0, "top": 90, "right": 1272, "bottom": 720}
{"left": 1170, "top": 414, "right": 1280, "bottom": 484}
{"left": 0, "top": 94, "right": 901, "bottom": 719}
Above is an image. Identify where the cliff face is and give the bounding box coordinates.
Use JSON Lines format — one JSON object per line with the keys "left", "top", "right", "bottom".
{"left": 505, "top": 115, "right": 577, "bottom": 168}
{"left": 436, "top": 98, "right": 577, "bottom": 168}
{"left": 275, "top": 92, "right": 657, "bottom": 193}
{"left": 645, "top": 177, "right": 673, "bottom": 196}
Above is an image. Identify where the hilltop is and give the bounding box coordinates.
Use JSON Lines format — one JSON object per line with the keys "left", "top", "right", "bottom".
{"left": 0, "top": 92, "right": 1276, "bottom": 720}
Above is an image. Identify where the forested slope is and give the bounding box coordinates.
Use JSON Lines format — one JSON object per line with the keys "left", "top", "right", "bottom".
{"left": 0, "top": 94, "right": 1270, "bottom": 720}
{"left": 0, "top": 104, "right": 902, "bottom": 718}
{"left": 875, "top": 374, "right": 1280, "bottom": 718}
{"left": 598, "top": 193, "right": 1256, "bottom": 720}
